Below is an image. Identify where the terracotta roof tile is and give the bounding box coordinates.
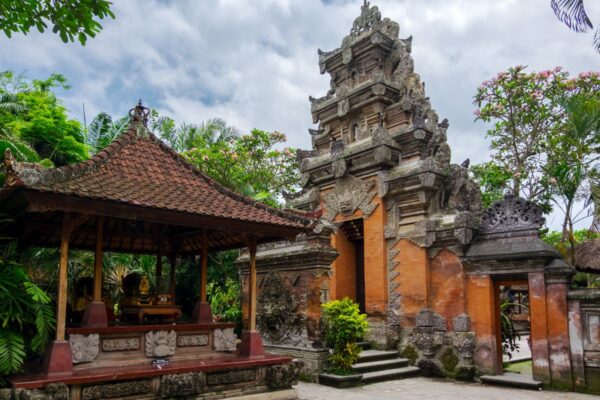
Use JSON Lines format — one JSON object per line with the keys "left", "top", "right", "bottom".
{"left": 4, "top": 128, "right": 312, "bottom": 231}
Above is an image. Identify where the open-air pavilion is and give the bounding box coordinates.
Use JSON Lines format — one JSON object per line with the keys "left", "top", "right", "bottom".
{"left": 0, "top": 103, "right": 312, "bottom": 399}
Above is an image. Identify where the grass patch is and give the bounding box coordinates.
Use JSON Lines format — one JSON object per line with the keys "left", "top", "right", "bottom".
{"left": 503, "top": 360, "right": 532, "bottom": 375}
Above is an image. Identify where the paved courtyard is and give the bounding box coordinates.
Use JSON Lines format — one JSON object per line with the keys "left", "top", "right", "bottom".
{"left": 295, "top": 378, "right": 597, "bottom": 400}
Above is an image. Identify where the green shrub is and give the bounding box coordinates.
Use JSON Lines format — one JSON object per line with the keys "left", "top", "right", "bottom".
{"left": 321, "top": 298, "right": 368, "bottom": 375}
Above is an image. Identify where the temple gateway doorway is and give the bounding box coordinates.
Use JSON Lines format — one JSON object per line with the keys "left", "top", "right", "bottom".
{"left": 339, "top": 219, "right": 366, "bottom": 313}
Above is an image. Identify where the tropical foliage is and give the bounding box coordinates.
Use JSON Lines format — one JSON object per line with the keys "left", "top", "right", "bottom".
{"left": 0, "top": 71, "right": 88, "bottom": 172}
{"left": 551, "top": 0, "right": 599, "bottom": 53}
{"left": 0, "top": 0, "right": 115, "bottom": 45}
{"left": 0, "top": 243, "right": 55, "bottom": 379}
{"left": 473, "top": 66, "right": 600, "bottom": 267}
{"left": 321, "top": 298, "right": 368, "bottom": 375}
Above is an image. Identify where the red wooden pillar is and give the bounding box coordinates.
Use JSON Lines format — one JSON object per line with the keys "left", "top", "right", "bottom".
{"left": 239, "top": 237, "right": 264, "bottom": 357}
{"left": 192, "top": 230, "right": 213, "bottom": 322}
{"left": 83, "top": 216, "right": 108, "bottom": 327}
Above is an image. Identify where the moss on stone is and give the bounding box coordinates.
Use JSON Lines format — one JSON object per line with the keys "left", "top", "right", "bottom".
{"left": 440, "top": 348, "right": 458, "bottom": 376}
{"left": 401, "top": 345, "right": 419, "bottom": 366}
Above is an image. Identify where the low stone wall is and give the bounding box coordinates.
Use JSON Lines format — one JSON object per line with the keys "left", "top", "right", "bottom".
{"left": 2, "top": 362, "right": 302, "bottom": 400}
{"left": 265, "top": 344, "right": 329, "bottom": 383}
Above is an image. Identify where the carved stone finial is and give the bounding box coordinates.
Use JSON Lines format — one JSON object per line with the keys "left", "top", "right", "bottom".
{"left": 129, "top": 99, "right": 150, "bottom": 128}
{"left": 480, "top": 194, "right": 545, "bottom": 234}
{"left": 350, "top": 0, "right": 382, "bottom": 37}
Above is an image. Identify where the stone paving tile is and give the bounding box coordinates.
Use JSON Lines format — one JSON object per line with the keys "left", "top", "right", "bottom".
{"left": 296, "top": 378, "right": 597, "bottom": 400}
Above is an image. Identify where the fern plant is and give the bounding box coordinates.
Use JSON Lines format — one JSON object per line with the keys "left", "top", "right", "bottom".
{"left": 0, "top": 242, "right": 55, "bottom": 381}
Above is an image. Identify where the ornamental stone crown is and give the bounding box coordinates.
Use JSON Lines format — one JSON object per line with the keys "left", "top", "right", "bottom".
{"left": 480, "top": 194, "right": 545, "bottom": 234}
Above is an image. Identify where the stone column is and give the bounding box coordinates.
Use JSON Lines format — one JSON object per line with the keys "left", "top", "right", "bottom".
{"left": 528, "top": 271, "right": 551, "bottom": 384}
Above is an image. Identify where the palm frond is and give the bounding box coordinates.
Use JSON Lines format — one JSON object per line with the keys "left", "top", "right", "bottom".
{"left": 595, "top": 27, "right": 600, "bottom": 53}
{"left": 551, "top": 0, "right": 593, "bottom": 33}
{"left": 0, "top": 329, "right": 25, "bottom": 375}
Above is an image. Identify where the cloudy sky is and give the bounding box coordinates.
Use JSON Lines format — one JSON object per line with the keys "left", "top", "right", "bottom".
{"left": 2, "top": 0, "right": 598, "bottom": 228}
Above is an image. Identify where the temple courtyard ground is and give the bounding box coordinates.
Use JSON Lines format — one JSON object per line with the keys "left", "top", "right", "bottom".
{"left": 295, "top": 378, "right": 596, "bottom": 400}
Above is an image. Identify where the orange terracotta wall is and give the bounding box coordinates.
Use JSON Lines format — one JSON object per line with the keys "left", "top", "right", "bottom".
{"left": 396, "top": 239, "right": 429, "bottom": 328}
{"left": 466, "top": 274, "right": 498, "bottom": 374}
{"left": 363, "top": 197, "right": 387, "bottom": 316}
{"left": 545, "top": 281, "right": 573, "bottom": 388}
{"left": 429, "top": 250, "right": 466, "bottom": 330}
{"left": 529, "top": 272, "right": 551, "bottom": 384}
{"left": 330, "top": 230, "right": 356, "bottom": 301}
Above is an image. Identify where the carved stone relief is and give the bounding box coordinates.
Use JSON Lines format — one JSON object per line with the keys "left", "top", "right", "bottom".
{"left": 69, "top": 334, "right": 99, "bottom": 363}
{"left": 323, "top": 174, "right": 377, "bottom": 221}
{"left": 177, "top": 334, "right": 209, "bottom": 347}
{"left": 160, "top": 372, "right": 203, "bottom": 397}
{"left": 266, "top": 360, "right": 303, "bottom": 389}
{"left": 102, "top": 338, "right": 139, "bottom": 352}
{"left": 481, "top": 194, "right": 544, "bottom": 234}
{"left": 206, "top": 369, "right": 255, "bottom": 386}
{"left": 81, "top": 380, "right": 152, "bottom": 400}
{"left": 145, "top": 330, "right": 176, "bottom": 357}
{"left": 257, "top": 272, "right": 307, "bottom": 347}
{"left": 213, "top": 328, "right": 237, "bottom": 352}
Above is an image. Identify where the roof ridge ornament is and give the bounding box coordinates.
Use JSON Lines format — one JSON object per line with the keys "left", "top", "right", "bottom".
{"left": 480, "top": 193, "right": 545, "bottom": 234}
{"left": 350, "top": 0, "right": 382, "bottom": 37}
{"left": 129, "top": 99, "right": 150, "bottom": 136}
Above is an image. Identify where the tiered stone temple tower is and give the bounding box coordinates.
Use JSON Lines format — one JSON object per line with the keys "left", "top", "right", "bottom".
{"left": 239, "top": 0, "right": 481, "bottom": 374}
{"left": 240, "top": 1, "right": 583, "bottom": 389}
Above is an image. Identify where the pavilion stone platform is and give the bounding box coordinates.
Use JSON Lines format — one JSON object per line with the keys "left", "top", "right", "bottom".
{"left": 0, "top": 102, "right": 312, "bottom": 400}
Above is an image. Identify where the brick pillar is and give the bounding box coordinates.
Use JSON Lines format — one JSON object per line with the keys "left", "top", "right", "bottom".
{"left": 397, "top": 239, "right": 429, "bottom": 328}
{"left": 466, "top": 274, "right": 498, "bottom": 375}
{"left": 546, "top": 277, "right": 573, "bottom": 389}
{"left": 363, "top": 197, "right": 387, "bottom": 317}
{"left": 528, "top": 272, "right": 551, "bottom": 384}
{"left": 568, "top": 298, "right": 586, "bottom": 390}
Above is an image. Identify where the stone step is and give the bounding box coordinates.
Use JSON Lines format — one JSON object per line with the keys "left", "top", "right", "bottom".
{"left": 357, "top": 349, "right": 399, "bottom": 363}
{"left": 352, "top": 357, "right": 410, "bottom": 373}
{"left": 361, "top": 366, "right": 421, "bottom": 384}
{"left": 480, "top": 373, "right": 543, "bottom": 390}
{"left": 356, "top": 341, "right": 371, "bottom": 351}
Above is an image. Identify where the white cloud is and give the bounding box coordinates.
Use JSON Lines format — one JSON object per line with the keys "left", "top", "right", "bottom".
{"left": 1, "top": 0, "right": 597, "bottom": 229}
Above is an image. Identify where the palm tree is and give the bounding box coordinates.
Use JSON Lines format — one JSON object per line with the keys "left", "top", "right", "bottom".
{"left": 85, "top": 112, "right": 130, "bottom": 154}
{"left": 161, "top": 118, "right": 239, "bottom": 153}
{"left": 551, "top": 0, "right": 599, "bottom": 53}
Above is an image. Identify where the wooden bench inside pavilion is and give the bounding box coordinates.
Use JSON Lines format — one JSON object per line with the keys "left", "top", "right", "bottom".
{"left": 0, "top": 103, "right": 312, "bottom": 399}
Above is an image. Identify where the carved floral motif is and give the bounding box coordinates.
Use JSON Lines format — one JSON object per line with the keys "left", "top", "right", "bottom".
{"left": 145, "top": 330, "right": 176, "bottom": 357}
{"left": 102, "top": 338, "right": 139, "bottom": 352}
{"left": 177, "top": 334, "right": 209, "bottom": 347}
{"left": 160, "top": 372, "right": 203, "bottom": 397}
{"left": 69, "top": 334, "right": 99, "bottom": 363}
{"left": 213, "top": 328, "right": 237, "bottom": 352}
{"left": 481, "top": 194, "right": 544, "bottom": 233}
{"left": 323, "top": 174, "right": 376, "bottom": 221}
{"left": 206, "top": 369, "right": 255, "bottom": 385}
{"left": 81, "top": 380, "right": 152, "bottom": 400}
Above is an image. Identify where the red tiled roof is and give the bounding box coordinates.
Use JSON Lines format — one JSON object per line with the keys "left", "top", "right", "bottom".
{"left": 4, "top": 127, "right": 312, "bottom": 231}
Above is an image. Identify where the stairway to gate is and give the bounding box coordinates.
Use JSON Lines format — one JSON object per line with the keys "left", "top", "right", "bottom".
{"left": 353, "top": 342, "right": 420, "bottom": 384}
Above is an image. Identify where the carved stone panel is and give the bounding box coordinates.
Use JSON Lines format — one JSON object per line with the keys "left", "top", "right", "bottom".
{"left": 102, "top": 338, "right": 140, "bottom": 352}
{"left": 145, "top": 330, "right": 176, "bottom": 357}
{"left": 81, "top": 380, "right": 152, "bottom": 400}
{"left": 160, "top": 372, "right": 203, "bottom": 397}
{"left": 257, "top": 272, "right": 307, "bottom": 347}
{"left": 323, "top": 174, "right": 377, "bottom": 221}
{"left": 206, "top": 369, "right": 255, "bottom": 386}
{"left": 69, "top": 334, "right": 99, "bottom": 363}
{"left": 481, "top": 194, "right": 544, "bottom": 234}
{"left": 177, "top": 334, "right": 209, "bottom": 347}
{"left": 213, "top": 328, "right": 237, "bottom": 352}
{"left": 267, "top": 360, "right": 303, "bottom": 389}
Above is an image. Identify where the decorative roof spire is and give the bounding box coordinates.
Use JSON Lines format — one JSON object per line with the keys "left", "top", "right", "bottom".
{"left": 129, "top": 99, "right": 150, "bottom": 127}
{"left": 350, "top": 0, "right": 381, "bottom": 37}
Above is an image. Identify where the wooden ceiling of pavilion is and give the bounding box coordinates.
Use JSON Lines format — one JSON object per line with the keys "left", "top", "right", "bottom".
{"left": 0, "top": 104, "right": 314, "bottom": 255}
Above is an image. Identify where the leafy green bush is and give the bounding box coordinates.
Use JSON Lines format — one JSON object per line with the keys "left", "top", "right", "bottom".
{"left": 0, "top": 243, "right": 55, "bottom": 383}
{"left": 207, "top": 278, "right": 242, "bottom": 329}
{"left": 321, "top": 298, "right": 368, "bottom": 375}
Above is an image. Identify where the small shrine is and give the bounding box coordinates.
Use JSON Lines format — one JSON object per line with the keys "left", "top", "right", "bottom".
{"left": 0, "top": 103, "right": 311, "bottom": 399}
